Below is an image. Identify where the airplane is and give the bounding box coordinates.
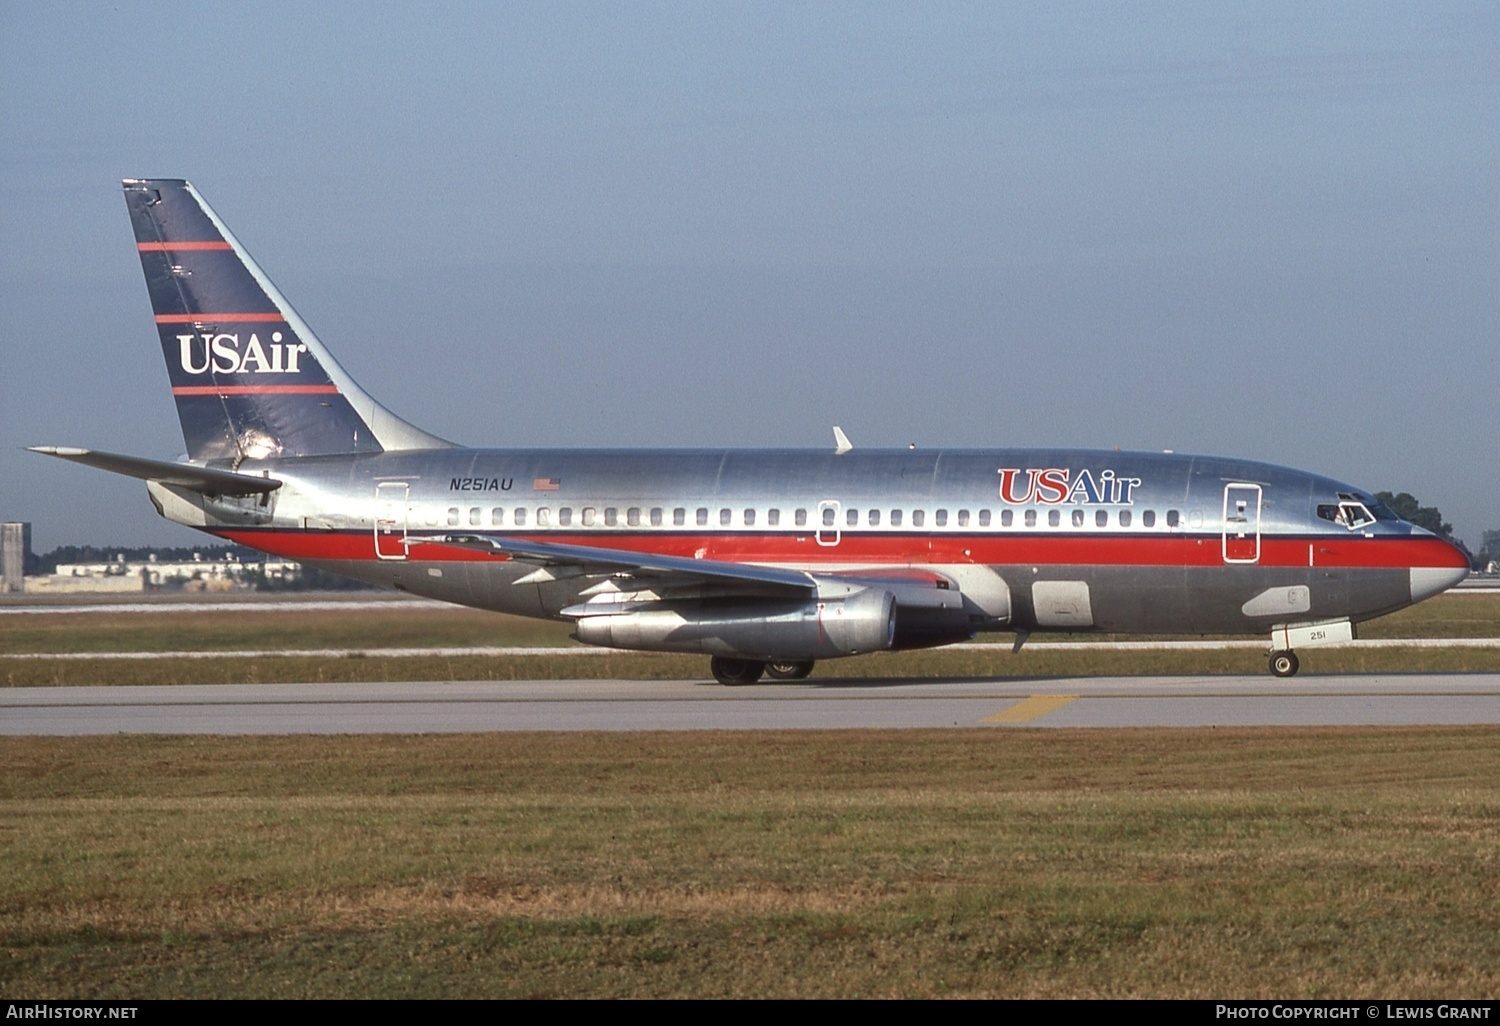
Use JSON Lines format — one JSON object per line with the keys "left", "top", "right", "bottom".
{"left": 32, "top": 179, "right": 1471, "bottom": 684}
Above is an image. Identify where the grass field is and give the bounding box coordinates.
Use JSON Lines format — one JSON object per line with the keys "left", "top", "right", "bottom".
{"left": 4, "top": 593, "right": 1498, "bottom": 997}
{"left": 3, "top": 729, "right": 1499, "bottom": 998}
{"left": 2, "top": 593, "right": 1498, "bottom": 687}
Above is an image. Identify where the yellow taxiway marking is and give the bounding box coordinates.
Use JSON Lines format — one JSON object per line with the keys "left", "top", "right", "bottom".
{"left": 983, "top": 694, "right": 1080, "bottom": 724}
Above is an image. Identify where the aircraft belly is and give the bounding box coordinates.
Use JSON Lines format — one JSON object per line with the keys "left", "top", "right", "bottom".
{"left": 998, "top": 563, "right": 1413, "bottom": 634}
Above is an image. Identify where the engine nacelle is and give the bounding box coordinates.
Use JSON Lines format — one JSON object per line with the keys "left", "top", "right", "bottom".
{"left": 572, "top": 587, "right": 897, "bottom": 661}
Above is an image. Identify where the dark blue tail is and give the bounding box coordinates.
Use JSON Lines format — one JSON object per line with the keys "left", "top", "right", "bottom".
{"left": 123, "top": 179, "right": 450, "bottom": 462}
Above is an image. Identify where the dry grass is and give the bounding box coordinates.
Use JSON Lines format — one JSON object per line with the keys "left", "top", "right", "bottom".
{"left": 3, "top": 730, "right": 1499, "bottom": 998}
{"left": 2, "top": 593, "right": 1496, "bottom": 687}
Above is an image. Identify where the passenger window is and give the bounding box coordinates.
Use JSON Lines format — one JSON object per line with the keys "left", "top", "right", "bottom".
{"left": 582, "top": 507, "right": 596, "bottom": 526}
{"left": 847, "top": 508, "right": 858, "bottom": 527}
{"left": 767, "top": 509, "right": 780, "bottom": 526}
{"left": 604, "top": 507, "right": 618, "bottom": 527}
{"left": 627, "top": 507, "right": 641, "bottom": 527}
{"left": 1025, "top": 509, "right": 1037, "bottom": 527}
{"left": 1048, "top": 510, "right": 1061, "bottom": 528}
{"left": 1142, "top": 510, "right": 1155, "bottom": 528}
{"left": 979, "top": 510, "right": 991, "bottom": 527}
{"left": 491, "top": 508, "right": 504, "bottom": 526}
{"left": 651, "top": 508, "right": 663, "bottom": 527}
{"left": 890, "top": 509, "right": 903, "bottom": 527}
{"left": 537, "top": 507, "right": 551, "bottom": 527}
{"left": 557, "top": 507, "right": 572, "bottom": 527}
{"left": 513, "top": 508, "right": 527, "bottom": 527}
{"left": 795, "top": 508, "right": 807, "bottom": 527}
{"left": 958, "top": 510, "right": 970, "bottom": 527}
{"left": 470, "top": 507, "right": 482, "bottom": 526}
{"left": 1166, "top": 509, "right": 1180, "bottom": 528}
{"left": 720, "top": 508, "right": 732, "bottom": 526}
{"left": 823, "top": 507, "right": 836, "bottom": 527}
{"left": 935, "top": 509, "right": 948, "bottom": 527}
{"left": 1072, "top": 509, "right": 1085, "bottom": 528}
{"left": 1000, "top": 510, "right": 1012, "bottom": 527}
{"left": 869, "top": 509, "right": 881, "bottom": 526}
{"left": 744, "top": 509, "right": 755, "bottom": 526}
{"left": 674, "top": 508, "right": 686, "bottom": 527}
{"left": 1096, "top": 509, "right": 1108, "bottom": 527}
{"left": 696, "top": 508, "right": 709, "bottom": 527}
{"left": 1119, "top": 510, "right": 1132, "bottom": 527}
{"left": 447, "top": 507, "right": 460, "bottom": 526}
{"left": 912, "top": 510, "right": 926, "bottom": 527}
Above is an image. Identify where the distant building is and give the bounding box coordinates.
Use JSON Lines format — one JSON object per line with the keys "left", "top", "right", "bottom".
{"left": 2, "top": 522, "right": 32, "bottom": 594}
{"left": 30, "top": 550, "right": 300, "bottom": 594}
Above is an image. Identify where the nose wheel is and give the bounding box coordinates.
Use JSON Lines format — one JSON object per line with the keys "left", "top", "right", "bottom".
{"left": 1269, "top": 651, "right": 1299, "bottom": 678}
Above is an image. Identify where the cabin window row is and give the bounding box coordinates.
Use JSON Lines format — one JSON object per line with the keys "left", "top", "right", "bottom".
{"left": 440, "top": 506, "right": 1189, "bottom": 530}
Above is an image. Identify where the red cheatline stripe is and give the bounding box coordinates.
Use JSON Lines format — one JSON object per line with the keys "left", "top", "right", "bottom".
{"left": 137, "top": 241, "right": 232, "bottom": 251}
{"left": 155, "top": 313, "right": 283, "bottom": 323}
{"left": 210, "top": 527, "right": 1467, "bottom": 571}
{"left": 172, "top": 385, "right": 339, "bottom": 396}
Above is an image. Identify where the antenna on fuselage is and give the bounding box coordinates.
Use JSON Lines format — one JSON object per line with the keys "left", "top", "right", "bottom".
{"left": 832, "top": 426, "right": 853, "bottom": 455}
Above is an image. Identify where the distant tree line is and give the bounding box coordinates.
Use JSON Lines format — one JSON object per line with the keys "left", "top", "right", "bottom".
{"left": 1375, "top": 492, "right": 1491, "bottom": 571}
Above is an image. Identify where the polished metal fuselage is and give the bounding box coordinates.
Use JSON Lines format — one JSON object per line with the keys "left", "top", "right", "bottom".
{"left": 155, "top": 445, "right": 1463, "bottom": 642}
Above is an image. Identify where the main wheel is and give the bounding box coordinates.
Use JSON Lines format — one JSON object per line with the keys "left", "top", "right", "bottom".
{"left": 766, "top": 660, "right": 815, "bottom": 681}
{"left": 1269, "top": 651, "right": 1299, "bottom": 678}
{"left": 710, "top": 656, "right": 766, "bottom": 685}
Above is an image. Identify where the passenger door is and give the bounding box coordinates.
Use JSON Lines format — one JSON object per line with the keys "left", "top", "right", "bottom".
{"left": 1222, "top": 483, "right": 1262, "bottom": 564}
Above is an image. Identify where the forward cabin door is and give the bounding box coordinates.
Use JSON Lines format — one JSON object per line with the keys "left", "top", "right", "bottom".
{"left": 374, "top": 481, "right": 409, "bottom": 560}
{"left": 1222, "top": 483, "right": 1262, "bottom": 564}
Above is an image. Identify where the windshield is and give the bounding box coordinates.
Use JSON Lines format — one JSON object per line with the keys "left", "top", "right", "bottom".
{"left": 1316, "top": 492, "right": 1383, "bottom": 530}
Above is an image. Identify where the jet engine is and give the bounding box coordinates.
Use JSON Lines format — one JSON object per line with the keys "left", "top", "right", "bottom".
{"left": 572, "top": 586, "right": 897, "bottom": 661}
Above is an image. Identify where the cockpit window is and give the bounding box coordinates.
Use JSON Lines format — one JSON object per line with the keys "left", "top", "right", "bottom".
{"left": 1317, "top": 493, "right": 1377, "bottom": 530}
{"left": 1361, "top": 495, "right": 1401, "bottom": 522}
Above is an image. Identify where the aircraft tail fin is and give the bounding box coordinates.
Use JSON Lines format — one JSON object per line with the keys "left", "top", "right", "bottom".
{"left": 122, "top": 179, "right": 453, "bottom": 462}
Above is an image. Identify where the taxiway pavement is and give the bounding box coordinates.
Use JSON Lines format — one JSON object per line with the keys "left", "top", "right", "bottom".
{"left": 4, "top": 674, "right": 1499, "bottom": 734}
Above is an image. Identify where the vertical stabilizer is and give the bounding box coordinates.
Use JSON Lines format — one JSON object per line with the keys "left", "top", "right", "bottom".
{"left": 123, "top": 178, "right": 452, "bottom": 462}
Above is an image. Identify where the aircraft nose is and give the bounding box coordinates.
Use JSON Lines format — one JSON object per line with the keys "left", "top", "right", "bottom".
{"left": 1409, "top": 538, "right": 1471, "bottom": 603}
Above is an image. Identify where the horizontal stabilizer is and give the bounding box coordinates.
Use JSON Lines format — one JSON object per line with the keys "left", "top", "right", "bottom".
{"left": 28, "top": 447, "right": 281, "bottom": 495}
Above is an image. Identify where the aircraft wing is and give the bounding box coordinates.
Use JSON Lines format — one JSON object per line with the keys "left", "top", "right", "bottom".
{"left": 28, "top": 447, "right": 282, "bottom": 495}
{"left": 405, "top": 533, "right": 819, "bottom": 597}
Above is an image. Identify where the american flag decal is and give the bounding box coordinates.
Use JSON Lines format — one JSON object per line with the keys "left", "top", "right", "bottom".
{"left": 533, "top": 477, "right": 561, "bottom": 492}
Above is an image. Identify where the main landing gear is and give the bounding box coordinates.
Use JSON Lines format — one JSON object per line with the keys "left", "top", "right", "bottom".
{"left": 709, "top": 657, "right": 818, "bottom": 684}
{"left": 1269, "top": 651, "right": 1300, "bottom": 678}
{"left": 710, "top": 656, "right": 765, "bottom": 685}
{"left": 766, "top": 660, "right": 815, "bottom": 680}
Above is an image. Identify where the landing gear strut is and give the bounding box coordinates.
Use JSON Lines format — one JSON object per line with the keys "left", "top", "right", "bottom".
{"left": 710, "top": 656, "right": 765, "bottom": 685}
{"left": 1269, "top": 651, "right": 1299, "bottom": 678}
{"left": 766, "top": 660, "right": 815, "bottom": 680}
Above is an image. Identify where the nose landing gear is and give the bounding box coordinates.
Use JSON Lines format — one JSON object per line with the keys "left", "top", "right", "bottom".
{"left": 1269, "top": 651, "right": 1300, "bottom": 678}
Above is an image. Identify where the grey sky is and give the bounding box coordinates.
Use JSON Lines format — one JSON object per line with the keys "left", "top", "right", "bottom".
{"left": 2, "top": 2, "right": 1495, "bottom": 551}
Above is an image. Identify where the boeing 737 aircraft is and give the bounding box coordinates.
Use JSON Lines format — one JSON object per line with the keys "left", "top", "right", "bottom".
{"left": 33, "top": 179, "right": 1470, "bottom": 683}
